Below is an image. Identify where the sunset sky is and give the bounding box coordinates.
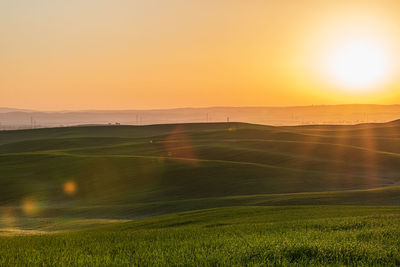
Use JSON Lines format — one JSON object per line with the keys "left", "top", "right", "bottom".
{"left": 1, "top": 0, "right": 400, "bottom": 110}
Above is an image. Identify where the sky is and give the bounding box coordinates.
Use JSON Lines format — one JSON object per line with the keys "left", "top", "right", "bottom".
{"left": 1, "top": 0, "right": 400, "bottom": 110}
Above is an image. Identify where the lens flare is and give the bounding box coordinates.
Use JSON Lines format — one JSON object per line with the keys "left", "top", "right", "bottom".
{"left": 63, "top": 181, "right": 77, "bottom": 195}
{"left": 2, "top": 208, "right": 17, "bottom": 228}
{"left": 21, "top": 198, "right": 39, "bottom": 216}
{"left": 164, "top": 126, "right": 198, "bottom": 166}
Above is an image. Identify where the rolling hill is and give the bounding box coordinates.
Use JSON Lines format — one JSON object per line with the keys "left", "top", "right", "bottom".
{"left": 2, "top": 121, "right": 400, "bottom": 265}
{"left": 1, "top": 121, "right": 400, "bottom": 219}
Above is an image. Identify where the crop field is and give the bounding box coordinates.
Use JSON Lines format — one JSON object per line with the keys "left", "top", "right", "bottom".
{"left": 1, "top": 122, "right": 400, "bottom": 265}
{"left": 1, "top": 206, "right": 400, "bottom": 266}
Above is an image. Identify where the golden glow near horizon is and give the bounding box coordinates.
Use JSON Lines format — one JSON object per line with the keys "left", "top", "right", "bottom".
{"left": 1, "top": 0, "right": 400, "bottom": 110}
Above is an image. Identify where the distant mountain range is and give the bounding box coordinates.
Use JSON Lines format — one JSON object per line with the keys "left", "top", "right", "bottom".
{"left": 0, "top": 108, "right": 34, "bottom": 113}
{"left": 1, "top": 104, "right": 400, "bottom": 130}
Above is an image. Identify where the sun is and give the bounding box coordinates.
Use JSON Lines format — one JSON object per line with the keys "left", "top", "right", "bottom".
{"left": 325, "top": 38, "right": 392, "bottom": 92}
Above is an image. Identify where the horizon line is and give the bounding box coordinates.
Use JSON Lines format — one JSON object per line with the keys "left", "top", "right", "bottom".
{"left": 2, "top": 103, "right": 400, "bottom": 113}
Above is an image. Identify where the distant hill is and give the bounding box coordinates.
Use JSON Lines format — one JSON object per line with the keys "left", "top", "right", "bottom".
{"left": 1, "top": 104, "right": 400, "bottom": 130}
{"left": 0, "top": 107, "right": 33, "bottom": 113}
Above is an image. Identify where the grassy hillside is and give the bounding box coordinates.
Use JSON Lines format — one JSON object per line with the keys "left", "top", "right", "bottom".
{"left": 0, "top": 122, "right": 262, "bottom": 145}
{"left": 1, "top": 122, "right": 400, "bottom": 265}
{"left": 1, "top": 206, "right": 400, "bottom": 266}
{"left": 7, "top": 186, "right": 397, "bottom": 220}
{"left": 1, "top": 121, "right": 400, "bottom": 219}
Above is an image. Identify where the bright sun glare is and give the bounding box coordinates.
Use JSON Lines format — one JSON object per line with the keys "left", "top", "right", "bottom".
{"left": 325, "top": 38, "right": 392, "bottom": 92}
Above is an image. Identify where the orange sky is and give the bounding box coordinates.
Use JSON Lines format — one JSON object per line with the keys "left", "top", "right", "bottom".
{"left": 1, "top": 0, "right": 400, "bottom": 110}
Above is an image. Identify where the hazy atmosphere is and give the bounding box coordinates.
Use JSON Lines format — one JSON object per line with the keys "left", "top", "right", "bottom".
{"left": 2, "top": 1, "right": 400, "bottom": 266}
{"left": 2, "top": 0, "right": 400, "bottom": 110}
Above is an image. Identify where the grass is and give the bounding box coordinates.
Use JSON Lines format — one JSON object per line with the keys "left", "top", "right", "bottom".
{"left": 1, "top": 122, "right": 400, "bottom": 211}
{"left": 0, "top": 206, "right": 400, "bottom": 266}
{"left": 1, "top": 122, "right": 400, "bottom": 216}
{"left": 1, "top": 122, "right": 400, "bottom": 265}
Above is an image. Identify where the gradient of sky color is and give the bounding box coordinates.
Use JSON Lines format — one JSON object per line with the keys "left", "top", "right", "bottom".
{"left": 1, "top": 0, "right": 400, "bottom": 110}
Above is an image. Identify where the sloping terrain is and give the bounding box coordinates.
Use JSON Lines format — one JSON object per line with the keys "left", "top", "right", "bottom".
{"left": 1, "top": 206, "right": 400, "bottom": 266}
{"left": 1, "top": 121, "right": 400, "bottom": 219}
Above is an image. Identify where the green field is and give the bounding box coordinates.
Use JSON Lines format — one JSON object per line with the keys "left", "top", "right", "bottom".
{"left": 1, "top": 122, "right": 400, "bottom": 265}
{"left": 1, "top": 206, "right": 400, "bottom": 266}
